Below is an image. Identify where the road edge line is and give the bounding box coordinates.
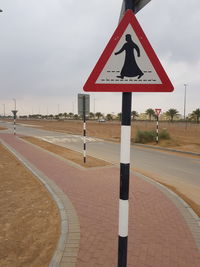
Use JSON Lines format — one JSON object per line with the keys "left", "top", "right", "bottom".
{"left": 133, "top": 143, "right": 200, "bottom": 156}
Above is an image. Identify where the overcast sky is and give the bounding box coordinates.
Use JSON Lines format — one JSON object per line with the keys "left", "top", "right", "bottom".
{"left": 0, "top": 0, "right": 199, "bottom": 116}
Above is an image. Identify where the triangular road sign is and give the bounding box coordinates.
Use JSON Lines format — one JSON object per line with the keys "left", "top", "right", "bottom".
{"left": 155, "top": 108, "right": 162, "bottom": 116}
{"left": 83, "top": 10, "right": 174, "bottom": 93}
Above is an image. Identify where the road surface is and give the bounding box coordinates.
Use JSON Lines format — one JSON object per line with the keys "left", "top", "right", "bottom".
{"left": 1, "top": 120, "right": 200, "bottom": 205}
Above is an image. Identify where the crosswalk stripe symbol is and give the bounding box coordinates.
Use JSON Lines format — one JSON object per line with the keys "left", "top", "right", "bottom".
{"left": 84, "top": 10, "right": 173, "bottom": 93}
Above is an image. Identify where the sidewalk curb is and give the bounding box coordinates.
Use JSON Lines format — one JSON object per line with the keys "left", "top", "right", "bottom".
{"left": 0, "top": 138, "right": 80, "bottom": 267}
{"left": 134, "top": 171, "right": 200, "bottom": 253}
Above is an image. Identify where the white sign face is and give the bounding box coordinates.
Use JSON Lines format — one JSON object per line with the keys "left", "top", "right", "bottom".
{"left": 83, "top": 10, "right": 174, "bottom": 92}
{"left": 95, "top": 24, "right": 161, "bottom": 85}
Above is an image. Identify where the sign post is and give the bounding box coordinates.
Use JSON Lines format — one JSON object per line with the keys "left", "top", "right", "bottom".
{"left": 119, "top": 0, "right": 151, "bottom": 21}
{"left": 118, "top": 3, "right": 135, "bottom": 267}
{"left": 155, "top": 108, "right": 161, "bottom": 144}
{"left": 11, "top": 110, "right": 18, "bottom": 135}
{"left": 83, "top": 1, "right": 173, "bottom": 265}
{"left": 78, "top": 94, "right": 90, "bottom": 163}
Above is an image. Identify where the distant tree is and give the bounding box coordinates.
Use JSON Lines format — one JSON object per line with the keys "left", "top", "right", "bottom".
{"left": 145, "top": 108, "right": 155, "bottom": 121}
{"left": 69, "top": 112, "right": 74, "bottom": 119}
{"left": 95, "top": 112, "right": 102, "bottom": 120}
{"left": 190, "top": 108, "right": 200, "bottom": 123}
{"left": 29, "top": 114, "right": 41, "bottom": 119}
{"left": 89, "top": 112, "right": 95, "bottom": 119}
{"left": 19, "top": 115, "right": 28, "bottom": 119}
{"left": 106, "top": 114, "right": 113, "bottom": 121}
{"left": 131, "top": 110, "right": 139, "bottom": 120}
{"left": 117, "top": 113, "right": 122, "bottom": 121}
{"left": 165, "top": 109, "right": 179, "bottom": 122}
{"left": 73, "top": 114, "right": 79, "bottom": 120}
{"left": 63, "top": 112, "right": 68, "bottom": 119}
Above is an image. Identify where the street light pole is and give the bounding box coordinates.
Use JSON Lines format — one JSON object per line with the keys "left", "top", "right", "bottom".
{"left": 13, "top": 98, "right": 16, "bottom": 110}
{"left": 183, "top": 84, "right": 187, "bottom": 120}
{"left": 3, "top": 104, "right": 5, "bottom": 117}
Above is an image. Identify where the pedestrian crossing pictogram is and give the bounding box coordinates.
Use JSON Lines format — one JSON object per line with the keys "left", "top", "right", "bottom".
{"left": 84, "top": 10, "right": 173, "bottom": 92}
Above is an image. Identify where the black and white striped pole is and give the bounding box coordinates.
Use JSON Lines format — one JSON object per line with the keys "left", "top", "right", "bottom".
{"left": 12, "top": 110, "right": 18, "bottom": 135}
{"left": 118, "top": 2, "right": 135, "bottom": 266}
{"left": 156, "top": 115, "right": 159, "bottom": 144}
{"left": 118, "top": 92, "right": 132, "bottom": 267}
{"left": 155, "top": 109, "right": 161, "bottom": 144}
{"left": 83, "top": 95, "right": 86, "bottom": 163}
{"left": 78, "top": 94, "right": 90, "bottom": 163}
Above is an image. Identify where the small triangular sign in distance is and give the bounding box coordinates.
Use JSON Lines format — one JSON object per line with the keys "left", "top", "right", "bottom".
{"left": 155, "top": 108, "right": 162, "bottom": 116}
{"left": 83, "top": 10, "right": 174, "bottom": 92}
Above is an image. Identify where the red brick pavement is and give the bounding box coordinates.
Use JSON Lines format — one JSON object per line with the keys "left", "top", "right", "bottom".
{"left": 1, "top": 133, "right": 200, "bottom": 267}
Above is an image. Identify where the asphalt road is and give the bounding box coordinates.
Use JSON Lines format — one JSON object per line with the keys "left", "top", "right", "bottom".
{"left": 1, "top": 120, "right": 200, "bottom": 195}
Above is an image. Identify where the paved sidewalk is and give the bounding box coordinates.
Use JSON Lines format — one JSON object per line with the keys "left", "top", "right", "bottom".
{"left": 1, "top": 133, "right": 200, "bottom": 267}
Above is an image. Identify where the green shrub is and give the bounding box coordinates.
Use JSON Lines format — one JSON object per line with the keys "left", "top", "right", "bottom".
{"left": 135, "top": 130, "right": 156, "bottom": 143}
{"left": 134, "top": 129, "right": 170, "bottom": 144}
{"left": 159, "top": 129, "right": 170, "bottom": 140}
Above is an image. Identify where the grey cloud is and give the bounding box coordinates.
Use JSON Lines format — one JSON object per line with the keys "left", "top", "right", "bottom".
{"left": 0, "top": 0, "right": 199, "bottom": 115}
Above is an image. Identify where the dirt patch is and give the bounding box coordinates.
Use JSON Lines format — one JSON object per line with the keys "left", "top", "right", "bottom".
{"left": 21, "top": 136, "right": 111, "bottom": 168}
{"left": 10, "top": 119, "right": 200, "bottom": 153}
{"left": 0, "top": 127, "right": 7, "bottom": 130}
{"left": 0, "top": 144, "right": 60, "bottom": 266}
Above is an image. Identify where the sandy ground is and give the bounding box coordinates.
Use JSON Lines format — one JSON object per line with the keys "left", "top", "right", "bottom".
{"left": 15, "top": 119, "right": 200, "bottom": 153}
{"left": 0, "top": 144, "right": 60, "bottom": 266}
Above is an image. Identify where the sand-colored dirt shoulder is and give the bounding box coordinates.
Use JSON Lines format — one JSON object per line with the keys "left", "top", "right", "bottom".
{"left": 21, "top": 136, "right": 111, "bottom": 168}
{"left": 0, "top": 144, "right": 60, "bottom": 266}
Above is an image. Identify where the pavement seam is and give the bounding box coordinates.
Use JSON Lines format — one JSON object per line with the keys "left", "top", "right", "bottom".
{"left": 0, "top": 138, "right": 80, "bottom": 267}
{"left": 134, "top": 171, "right": 200, "bottom": 253}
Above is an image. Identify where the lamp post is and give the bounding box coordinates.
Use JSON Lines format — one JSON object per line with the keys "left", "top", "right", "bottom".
{"left": 13, "top": 98, "right": 16, "bottom": 110}
{"left": 3, "top": 104, "right": 5, "bottom": 118}
{"left": 183, "top": 84, "right": 187, "bottom": 120}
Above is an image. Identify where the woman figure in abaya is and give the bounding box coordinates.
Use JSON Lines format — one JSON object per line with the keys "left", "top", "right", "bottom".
{"left": 115, "top": 34, "right": 143, "bottom": 79}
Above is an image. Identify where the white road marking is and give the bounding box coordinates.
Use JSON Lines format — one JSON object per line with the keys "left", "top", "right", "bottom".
{"left": 36, "top": 135, "right": 101, "bottom": 144}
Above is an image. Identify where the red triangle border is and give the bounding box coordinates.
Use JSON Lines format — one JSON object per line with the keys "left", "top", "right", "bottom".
{"left": 83, "top": 10, "right": 174, "bottom": 92}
